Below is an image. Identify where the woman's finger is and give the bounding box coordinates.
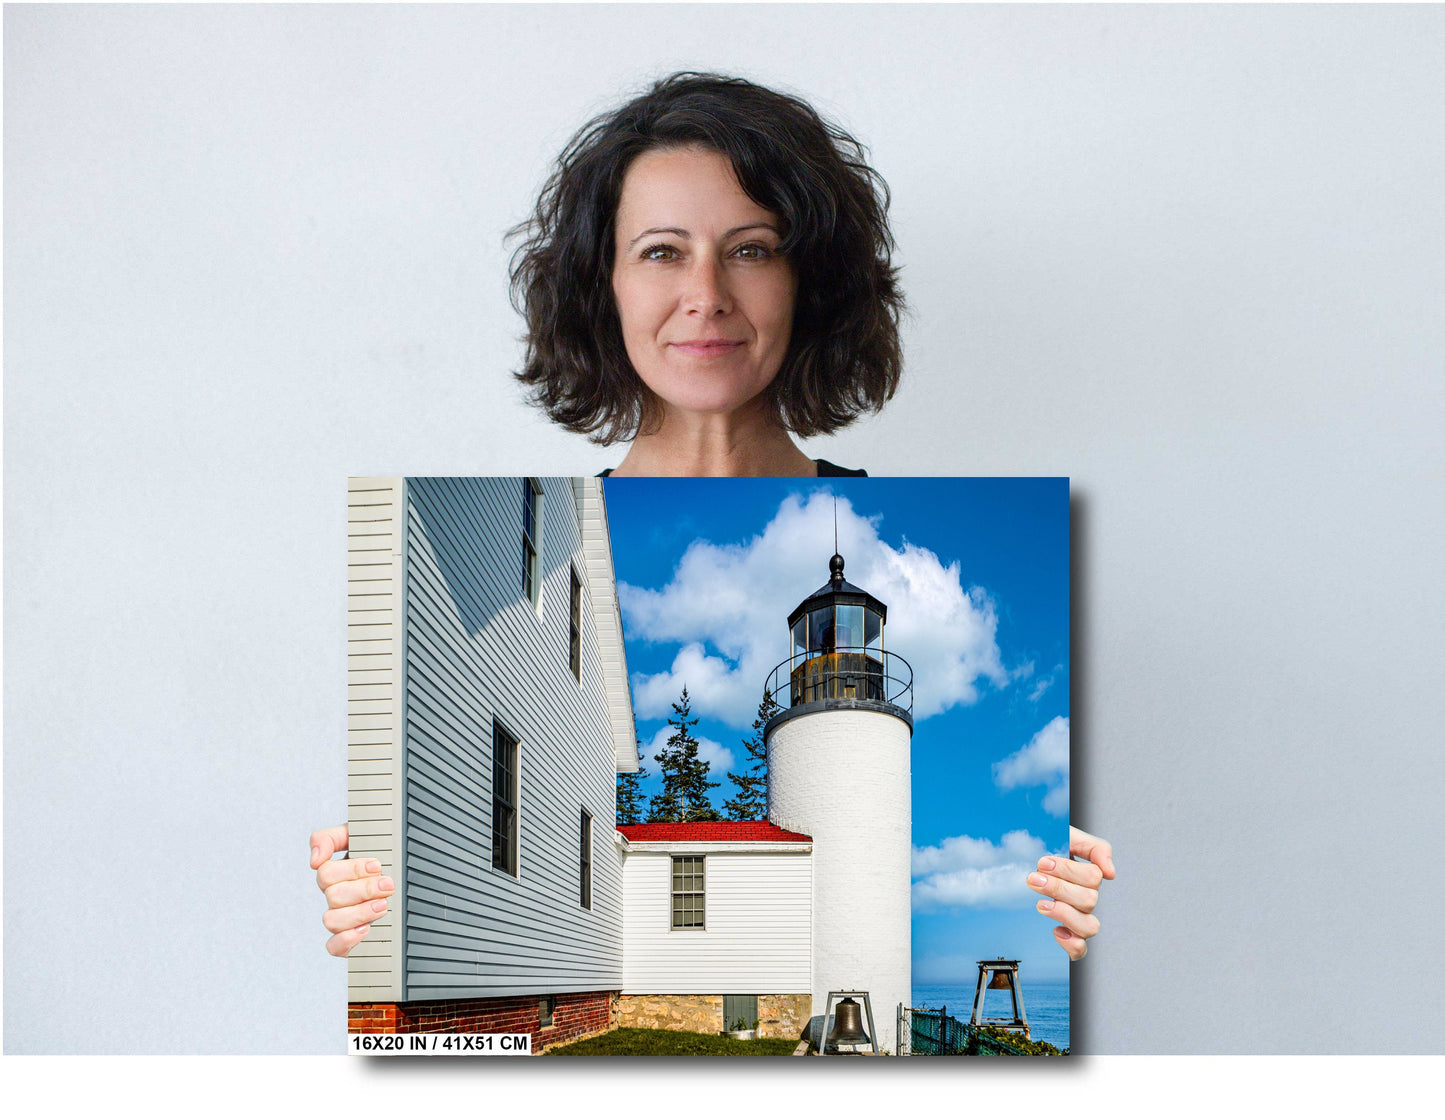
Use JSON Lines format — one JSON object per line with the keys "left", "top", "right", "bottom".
{"left": 1026, "top": 868, "right": 1098, "bottom": 914}
{"left": 1053, "top": 925, "right": 1087, "bottom": 962}
{"left": 326, "top": 924, "right": 372, "bottom": 959}
{"left": 1035, "top": 895, "right": 1099, "bottom": 940}
{"left": 316, "top": 855, "right": 381, "bottom": 891}
{"left": 310, "top": 825, "right": 350, "bottom": 870}
{"left": 323, "top": 897, "right": 390, "bottom": 935}
{"left": 324, "top": 874, "right": 395, "bottom": 910}
{"left": 1035, "top": 854, "right": 1103, "bottom": 890}
{"left": 1069, "top": 827, "right": 1115, "bottom": 879}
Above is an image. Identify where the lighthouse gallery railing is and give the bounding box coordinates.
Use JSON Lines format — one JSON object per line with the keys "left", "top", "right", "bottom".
{"left": 762, "top": 646, "right": 913, "bottom": 715}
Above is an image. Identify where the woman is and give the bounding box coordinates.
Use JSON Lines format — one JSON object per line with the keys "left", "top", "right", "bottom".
{"left": 511, "top": 71, "right": 901, "bottom": 477}
{"left": 312, "top": 72, "right": 1113, "bottom": 960}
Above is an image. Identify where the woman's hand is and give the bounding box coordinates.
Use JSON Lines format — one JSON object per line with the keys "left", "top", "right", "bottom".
{"left": 1027, "top": 826, "right": 1115, "bottom": 961}
{"left": 310, "top": 825, "right": 395, "bottom": 958}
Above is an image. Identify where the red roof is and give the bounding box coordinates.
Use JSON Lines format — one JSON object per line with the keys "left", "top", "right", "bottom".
{"left": 617, "top": 821, "right": 812, "bottom": 843}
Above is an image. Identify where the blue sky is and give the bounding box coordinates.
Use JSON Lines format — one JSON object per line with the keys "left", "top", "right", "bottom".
{"left": 603, "top": 477, "right": 1071, "bottom": 986}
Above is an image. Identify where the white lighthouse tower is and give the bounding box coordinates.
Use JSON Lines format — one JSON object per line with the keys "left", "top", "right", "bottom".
{"left": 763, "top": 551, "right": 913, "bottom": 1053}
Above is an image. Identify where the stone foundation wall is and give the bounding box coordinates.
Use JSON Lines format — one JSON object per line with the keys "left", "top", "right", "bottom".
{"left": 617, "top": 994, "right": 722, "bottom": 1035}
{"left": 618, "top": 994, "right": 811, "bottom": 1040}
{"left": 350, "top": 990, "right": 618, "bottom": 1052}
{"left": 758, "top": 993, "right": 812, "bottom": 1039}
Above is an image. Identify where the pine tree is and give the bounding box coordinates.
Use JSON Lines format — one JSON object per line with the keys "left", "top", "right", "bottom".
{"left": 647, "top": 686, "right": 720, "bottom": 823}
{"left": 645, "top": 754, "right": 684, "bottom": 823}
{"left": 615, "top": 731, "right": 649, "bottom": 825}
{"left": 724, "top": 687, "right": 780, "bottom": 820}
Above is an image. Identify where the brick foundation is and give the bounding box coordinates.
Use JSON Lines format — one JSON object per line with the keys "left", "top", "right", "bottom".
{"left": 350, "top": 990, "right": 618, "bottom": 1052}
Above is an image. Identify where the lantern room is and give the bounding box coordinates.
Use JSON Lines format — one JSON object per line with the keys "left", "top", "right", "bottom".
{"left": 786, "top": 553, "right": 889, "bottom": 705}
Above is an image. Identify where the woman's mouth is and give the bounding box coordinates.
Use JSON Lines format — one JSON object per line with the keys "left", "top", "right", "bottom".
{"left": 670, "top": 339, "right": 745, "bottom": 357}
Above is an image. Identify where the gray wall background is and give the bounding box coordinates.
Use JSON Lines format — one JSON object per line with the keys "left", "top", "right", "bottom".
{"left": 5, "top": 4, "right": 1442, "bottom": 1054}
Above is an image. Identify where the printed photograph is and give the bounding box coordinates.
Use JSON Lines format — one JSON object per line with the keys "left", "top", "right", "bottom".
{"left": 345, "top": 476, "right": 1070, "bottom": 1056}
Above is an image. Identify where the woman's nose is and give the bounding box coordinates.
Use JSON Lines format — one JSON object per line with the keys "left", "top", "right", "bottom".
{"left": 682, "top": 258, "right": 732, "bottom": 316}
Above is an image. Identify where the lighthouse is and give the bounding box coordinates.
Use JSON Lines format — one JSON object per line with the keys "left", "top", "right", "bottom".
{"left": 763, "top": 551, "right": 913, "bottom": 1053}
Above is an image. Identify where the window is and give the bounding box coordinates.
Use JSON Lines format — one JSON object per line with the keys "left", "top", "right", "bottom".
{"left": 568, "top": 566, "right": 582, "bottom": 681}
{"left": 491, "top": 722, "right": 519, "bottom": 875}
{"left": 579, "top": 809, "right": 593, "bottom": 909}
{"left": 539, "top": 995, "right": 555, "bottom": 1028}
{"left": 522, "top": 478, "right": 542, "bottom": 604}
{"left": 671, "top": 855, "right": 705, "bottom": 929}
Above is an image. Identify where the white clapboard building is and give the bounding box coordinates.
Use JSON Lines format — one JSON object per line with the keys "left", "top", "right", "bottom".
{"left": 346, "top": 477, "right": 911, "bottom": 1052}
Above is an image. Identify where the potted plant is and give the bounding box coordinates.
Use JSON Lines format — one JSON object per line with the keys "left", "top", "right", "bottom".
{"left": 722, "top": 1016, "right": 758, "bottom": 1041}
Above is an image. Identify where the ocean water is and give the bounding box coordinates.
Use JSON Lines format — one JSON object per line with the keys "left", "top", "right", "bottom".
{"left": 911, "top": 981, "right": 1069, "bottom": 1053}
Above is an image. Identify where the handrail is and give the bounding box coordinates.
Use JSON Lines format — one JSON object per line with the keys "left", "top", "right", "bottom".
{"left": 762, "top": 646, "right": 913, "bottom": 714}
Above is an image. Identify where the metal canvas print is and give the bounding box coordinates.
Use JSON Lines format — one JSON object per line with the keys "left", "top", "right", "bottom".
{"left": 341, "top": 476, "right": 1071, "bottom": 1057}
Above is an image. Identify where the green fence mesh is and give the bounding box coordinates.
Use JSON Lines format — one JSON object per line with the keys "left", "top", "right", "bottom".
{"left": 907, "top": 1009, "right": 1044, "bottom": 1056}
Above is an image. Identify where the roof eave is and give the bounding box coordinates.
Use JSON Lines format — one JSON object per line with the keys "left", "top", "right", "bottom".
{"left": 618, "top": 838, "right": 813, "bottom": 854}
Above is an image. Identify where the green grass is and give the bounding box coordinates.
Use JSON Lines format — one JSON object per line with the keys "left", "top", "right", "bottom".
{"left": 545, "top": 1027, "right": 802, "bottom": 1056}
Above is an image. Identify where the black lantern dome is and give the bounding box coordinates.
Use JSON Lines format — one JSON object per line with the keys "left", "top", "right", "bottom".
{"left": 784, "top": 553, "right": 890, "bottom": 706}
{"left": 763, "top": 552, "right": 914, "bottom": 733}
{"left": 787, "top": 552, "right": 888, "bottom": 658}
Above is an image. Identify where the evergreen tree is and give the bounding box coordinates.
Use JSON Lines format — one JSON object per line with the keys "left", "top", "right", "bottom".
{"left": 615, "top": 731, "right": 649, "bottom": 825}
{"left": 724, "top": 687, "right": 779, "bottom": 820}
{"left": 647, "top": 686, "right": 720, "bottom": 822}
{"left": 645, "top": 754, "right": 684, "bottom": 824}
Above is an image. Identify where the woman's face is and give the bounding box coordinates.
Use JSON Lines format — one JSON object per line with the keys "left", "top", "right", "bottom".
{"left": 611, "top": 146, "right": 797, "bottom": 421}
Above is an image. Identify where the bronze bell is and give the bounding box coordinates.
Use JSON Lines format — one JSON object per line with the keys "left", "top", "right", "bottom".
{"left": 826, "top": 998, "right": 870, "bottom": 1047}
{"left": 988, "top": 969, "right": 1013, "bottom": 990}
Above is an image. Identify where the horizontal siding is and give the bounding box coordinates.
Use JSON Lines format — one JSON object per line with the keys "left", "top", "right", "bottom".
{"left": 402, "top": 478, "right": 625, "bottom": 999}
{"left": 346, "top": 477, "right": 405, "bottom": 1001}
{"left": 622, "top": 851, "right": 812, "bottom": 994}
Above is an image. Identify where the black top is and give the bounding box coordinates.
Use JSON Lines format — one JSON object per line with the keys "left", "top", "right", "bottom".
{"left": 598, "top": 458, "right": 866, "bottom": 479}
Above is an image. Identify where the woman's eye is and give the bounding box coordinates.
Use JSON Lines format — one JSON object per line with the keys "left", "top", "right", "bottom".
{"left": 641, "top": 244, "right": 678, "bottom": 262}
{"left": 733, "top": 243, "right": 774, "bottom": 260}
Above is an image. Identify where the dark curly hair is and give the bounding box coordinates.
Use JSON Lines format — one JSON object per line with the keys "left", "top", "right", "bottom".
{"left": 509, "top": 72, "right": 904, "bottom": 445}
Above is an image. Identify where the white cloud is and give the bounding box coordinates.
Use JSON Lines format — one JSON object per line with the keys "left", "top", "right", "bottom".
{"left": 640, "top": 722, "right": 735, "bottom": 778}
{"left": 1026, "top": 662, "right": 1063, "bottom": 703}
{"left": 630, "top": 644, "right": 753, "bottom": 723}
{"left": 993, "top": 716, "right": 1070, "bottom": 817}
{"left": 622, "top": 491, "right": 1010, "bottom": 727}
{"left": 910, "top": 829, "right": 1050, "bottom": 910}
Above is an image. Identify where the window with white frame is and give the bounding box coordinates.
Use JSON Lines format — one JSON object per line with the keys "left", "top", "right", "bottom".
{"left": 671, "top": 855, "right": 705, "bottom": 929}
{"left": 491, "top": 721, "right": 519, "bottom": 876}
{"left": 522, "top": 478, "right": 542, "bottom": 605}
{"left": 579, "top": 808, "right": 593, "bottom": 910}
